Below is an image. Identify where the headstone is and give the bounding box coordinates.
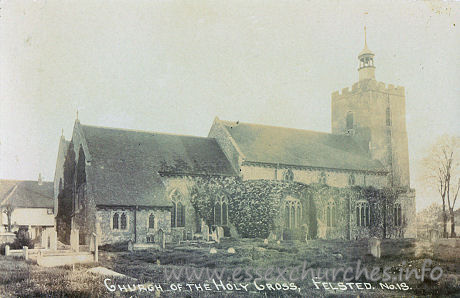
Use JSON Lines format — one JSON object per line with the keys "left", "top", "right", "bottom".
{"left": 5, "top": 245, "right": 10, "bottom": 256}
{"left": 159, "top": 229, "right": 165, "bottom": 249}
{"left": 211, "top": 229, "right": 219, "bottom": 243}
{"left": 369, "top": 237, "right": 381, "bottom": 258}
{"left": 263, "top": 239, "right": 269, "bottom": 245}
{"left": 127, "top": 240, "right": 133, "bottom": 252}
{"left": 202, "top": 224, "right": 209, "bottom": 241}
{"left": 210, "top": 248, "right": 217, "bottom": 254}
{"left": 50, "top": 229, "right": 57, "bottom": 250}
{"left": 276, "top": 240, "right": 281, "bottom": 245}
{"left": 41, "top": 229, "right": 48, "bottom": 248}
{"left": 227, "top": 247, "right": 235, "bottom": 254}
{"left": 93, "top": 233, "right": 98, "bottom": 262}
{"left": 23, "top": 246, "right": 28, "bottom": 260}
{"left": 217, "top": 226, "right": 224, "bottom": 241}
{"left": 70, "top": 229, "right": 79, "bottom": 252}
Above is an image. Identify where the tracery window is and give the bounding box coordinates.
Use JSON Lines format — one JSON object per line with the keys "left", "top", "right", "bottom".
{"left": 112, "top": 211, "right": 128, "bottom": 230}
{"left": 214, "top": 195, "right": 229, "bottom": 226}
{"left": 319, "top": 172, "right": 327, "bottom": 184}
{"left": 348, "top": 174, "right": 356, "bottom": 186}
{"left": 356, "top": 201, "right": 371, "bottom": 227}
{"left": 170, "top": 189, "right": 186, "bottom": 228}
{"left": 326, "top": 201, "right": 337, "bottom": 227}
{"left": 283, "top": 169, "right": 294, "bottom": 181}
{"left": 284, "top": 197, "right": 302, "bottom": 229}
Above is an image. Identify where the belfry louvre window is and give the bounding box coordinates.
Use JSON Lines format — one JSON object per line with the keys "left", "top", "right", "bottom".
{"left": 386, "top": 107, "right": 391, "bottom": 126}
{"left": 394, "top": 203, "right": 402, "bottom": 226}
{"left": 346, "top": 111, "right": 354, "bottom": 130}
{"left": 170, "top": 189, "right": 185, "bottom": 228}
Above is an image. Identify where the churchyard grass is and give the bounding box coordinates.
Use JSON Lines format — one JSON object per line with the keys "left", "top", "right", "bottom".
{"left": 0, "top": 238, "right": 459, "bottom": 297}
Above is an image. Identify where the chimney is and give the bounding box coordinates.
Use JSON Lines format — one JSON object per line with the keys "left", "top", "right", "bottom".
{"left": 38, "top": 173, "right": 43, "bottom": 185}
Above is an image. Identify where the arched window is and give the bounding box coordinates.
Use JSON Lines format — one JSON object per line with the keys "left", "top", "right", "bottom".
{"left": 170, "top": 190, "right": 185, "bottom": 228}
{"left": 214, "top": 202, "right": 221, "bottom": 225}
{"left": 346, "top": 111, "right": 354, "bottom": 130}
{"left": 348, "top": 174, "right": 356, "bottom": 186}
{"left": 326, "top": 201, "right": 337, "bottom": 227}
{"left": 319, "top": 172, "right": 327, "bottom": 184}
{"left": 284, "top": 197, "right": 302, "bottom": 229}
{"left": 394, "top": 203, "right": 402, "bottom": 226}
{"left": 120, "top": 213, "right": 127, "bottom": 230}
{"left": 386, "top": 107, "right": 391, "bottom": 126}
{"left": 113, "top": 213, "right": 119, "bottom": 230}
{"left": 283, "top": 169, "right": 294, "bottom": 181}
{"left": 222, "top": 202, "right": 228, "bottom": 225}
{"left": 356, "top": 201, "right": 371, "bottom": 227}
{"left": 149, "top": 214, "right": 155, "bottom": 229}
{"left": 176, "top": 202, "right": 185, "bottom": 227}
{"left": 214, "top": 195, "right": 229, "bottom": 226}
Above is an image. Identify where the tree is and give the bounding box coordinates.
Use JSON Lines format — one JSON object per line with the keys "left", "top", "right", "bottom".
{"left": 2, "top": 204, "right": 14, "bottom": 232}
{"left": 422, "top": 135, "right": 460, "bottom": 238}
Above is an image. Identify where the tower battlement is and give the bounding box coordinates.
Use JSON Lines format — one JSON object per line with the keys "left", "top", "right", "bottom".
{"left": 332, "top": 80, "right": 405, "bottom": 100}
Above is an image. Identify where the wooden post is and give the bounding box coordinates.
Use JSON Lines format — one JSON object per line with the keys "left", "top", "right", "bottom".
{"left": 5, "top": 245, "right": 9, "bottom": 256}
{"left": 23, "top": 246, "right": 28, "bottom": 260}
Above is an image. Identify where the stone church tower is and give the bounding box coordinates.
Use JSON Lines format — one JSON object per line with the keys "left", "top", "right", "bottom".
{"left": 331, "top": 28, "right": 410, "bottom": 188}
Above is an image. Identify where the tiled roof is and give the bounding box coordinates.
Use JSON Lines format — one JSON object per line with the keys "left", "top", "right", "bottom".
{"left": 0, "top": 180, "right": 54, "bottom": 208}
{"left": 218, "top": 119, "right": 386, "bottom": 173}
{"left": 79, "top": 124, "right": 236, "bottom": 207}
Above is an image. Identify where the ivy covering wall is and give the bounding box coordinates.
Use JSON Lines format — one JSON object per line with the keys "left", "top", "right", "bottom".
{"left": 189, "top": 177, "right": 406, "bottom": 239}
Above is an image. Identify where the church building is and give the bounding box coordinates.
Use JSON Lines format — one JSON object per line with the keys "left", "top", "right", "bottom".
{"left": 55, "top": 33, "right": 416, "bottom": 246}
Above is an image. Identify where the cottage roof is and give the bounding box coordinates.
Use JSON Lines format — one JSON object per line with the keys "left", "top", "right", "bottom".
{"left": 0, "top": 180, "right": 54, "bottom": 208}
{"left": 78, "top": 124, "right": 236, "bottom": 207}
{"left": 217, "top": 119, "right": 386, "bottom": 173}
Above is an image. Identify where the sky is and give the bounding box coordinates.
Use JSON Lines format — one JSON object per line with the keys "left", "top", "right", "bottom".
{"left": 0, "top": 0, "right": 459, "bottom": 211}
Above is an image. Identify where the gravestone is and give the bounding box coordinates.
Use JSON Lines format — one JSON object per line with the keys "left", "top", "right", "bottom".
{"left": 41, "top": 229, "right": 48, "bottom": 248}
{"left": 227, "top": 247, "right": 235, "bottom": 254}
{"left": 127, "top": 240, "right": 133, "bottom": 252}
{"left": 23, "top": 246, "right": 28, "bottom": 260}
{"left": 201, "top": 221, "right": 209, "bottom": 241}
{"left": 70, "top": 229, "right": 79, "bottom": 252}
{"left": 92, "top": 233, "right": 98, "bottom": 262}
{"left": 5, "top": 245, "right": 9, "bottom": 256}
{"left": 216, "top": 226, "right": 224, "bottom": 241}
{"left": 210, "top": 248, "right": 217, "bottom": 254}
{"left": 263, "top": 239, "right": 269, "bottom": 245}
{"left": 158, "top": 229, "right": 165, "bottom": 249}
{"left": 211, "top": 229, "right": 219, "bottom": 243}
{"left": 368, "top": 237, "right": 381, "bottom": 258}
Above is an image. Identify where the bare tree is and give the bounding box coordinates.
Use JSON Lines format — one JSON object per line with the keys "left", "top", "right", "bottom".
{"left": 422, "top": 135, "right": 460, "bottom": 238}
{"left": 2, "top": 204, "right": 14, "bottom": 232}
